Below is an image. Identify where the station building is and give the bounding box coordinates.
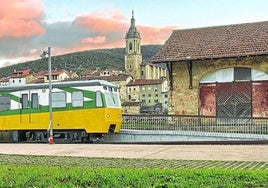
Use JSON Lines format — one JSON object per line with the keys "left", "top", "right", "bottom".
{"left": 152, "top": 21, "right": 268, "bottom": 118}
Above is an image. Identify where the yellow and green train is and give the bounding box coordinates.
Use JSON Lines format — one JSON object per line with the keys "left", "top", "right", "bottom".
{"left": 0, "top": 80, "right": 122, "bottom": 143}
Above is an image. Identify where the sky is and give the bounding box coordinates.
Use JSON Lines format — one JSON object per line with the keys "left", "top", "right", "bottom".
{"left": 0, "top": 0, "right": 267, "bottom": 68}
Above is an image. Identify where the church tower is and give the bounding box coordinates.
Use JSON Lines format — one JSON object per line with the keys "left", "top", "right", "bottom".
{"left": 125, "top": 11, "right": 142, "bottom": 79}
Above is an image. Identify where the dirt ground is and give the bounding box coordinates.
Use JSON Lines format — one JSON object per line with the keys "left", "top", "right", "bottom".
{"left": 0, "top": 144, "right": 267, "bottom": 162}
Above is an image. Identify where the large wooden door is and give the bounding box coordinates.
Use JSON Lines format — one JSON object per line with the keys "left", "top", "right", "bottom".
{"left": 216, "top": 82, "right": 252, "bottom": 118}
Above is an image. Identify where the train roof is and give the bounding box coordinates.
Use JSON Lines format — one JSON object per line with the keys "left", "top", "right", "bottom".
{"left": 0, "top": 80, "right": 118, "bottom": 91}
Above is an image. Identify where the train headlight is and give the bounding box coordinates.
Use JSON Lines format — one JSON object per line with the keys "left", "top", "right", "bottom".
{"left": 106, "top": 114, "right": 110, "bottom": 118}
{"left": 118, "top": 114, "right": 121, "bottom": 118}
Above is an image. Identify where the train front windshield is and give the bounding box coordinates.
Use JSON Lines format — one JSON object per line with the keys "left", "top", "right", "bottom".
{"left": 104, "top": 87, "right": 121, "bottom": 108}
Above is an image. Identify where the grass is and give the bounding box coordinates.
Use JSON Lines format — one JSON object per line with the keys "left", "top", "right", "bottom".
{"left": 1, "top": 165, "right": 268, "bottom": 188}
{"left": 0, "top": 154, "right": 268, "bottom": 187}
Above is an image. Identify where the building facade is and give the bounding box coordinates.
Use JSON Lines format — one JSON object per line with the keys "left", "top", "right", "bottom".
{"left": 123, "top": 11, "right": 168, "bottom": 114}
{"left": 152, "top": 21, "right": 268, "bottom": 118}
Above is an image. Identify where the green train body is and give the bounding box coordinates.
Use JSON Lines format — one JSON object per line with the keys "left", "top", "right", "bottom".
{"left": 0, "top": 80, "right": 122, "bottom": 143}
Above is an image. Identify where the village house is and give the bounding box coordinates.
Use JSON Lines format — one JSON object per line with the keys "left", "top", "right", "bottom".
{"left": 0, "top": 77, "right": 9, "bottom": 86}
{"left": 152, "top": 21, "right": 268, "bottom": 118}
{"left": 125, "top": 78, "right": 169, "bottom": 114}
{"left": 43, "top": 69, "right": 71, "bottom": 82}
{"left": 9, "top": 69, "right": 36, "bottom": 85}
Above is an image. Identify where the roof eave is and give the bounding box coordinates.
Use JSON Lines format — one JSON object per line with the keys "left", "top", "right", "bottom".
{"left": 151, "top": 52, "right": 268, "bottom": 64}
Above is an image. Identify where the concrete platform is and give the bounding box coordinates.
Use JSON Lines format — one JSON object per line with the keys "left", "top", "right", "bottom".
{"left": 0, "top": 144, "right": 267, "bottom": 162}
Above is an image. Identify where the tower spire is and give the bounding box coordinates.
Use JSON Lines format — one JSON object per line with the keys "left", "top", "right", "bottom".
{"left": 130, "top": 10, "right": 135, "bottom": 29}
{"left": 125, "top": 10, "right": 142, "bottom": 79}
{"left": 126, "top": 10, "right": 140, "bottom": 39}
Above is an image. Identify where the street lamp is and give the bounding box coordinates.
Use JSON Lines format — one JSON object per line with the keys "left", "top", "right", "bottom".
{"left": 40, "top": 47, "right": 54, "bottom": 144}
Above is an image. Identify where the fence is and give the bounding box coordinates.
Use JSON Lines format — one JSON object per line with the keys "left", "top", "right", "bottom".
{"left": 122, "top": 115, "right": 268, "bottom": 135}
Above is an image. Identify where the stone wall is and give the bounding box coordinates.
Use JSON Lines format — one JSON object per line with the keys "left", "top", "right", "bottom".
{"left": 169, "top": 55, "right": 268, "bottom": 115}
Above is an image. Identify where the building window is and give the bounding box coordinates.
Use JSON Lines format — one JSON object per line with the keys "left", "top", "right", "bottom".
{"left": 165, "top": 94, "right": 168, "bottom": 98}
{"left": 142, "top": 87, "right": 145, "bottom": 91}
{"left": 155, "top": 94, "right": 158, "bottom": 97}
{"left": 234, "top": 67, "right": 251, "bottom": 81}
{"left": 154, "top": 99, "right": 159, "bottom": 103}
{"left": 148, "top": 94, "right": 151, "bottom": 97}
{"left": 129, "top": 42, "right": 133, "bottom": 51}
{"left": 148, "top": 87, "right": 151, "bottom": 91}
{"left": 148, "top": 99, "right": 151, "bottom": 103}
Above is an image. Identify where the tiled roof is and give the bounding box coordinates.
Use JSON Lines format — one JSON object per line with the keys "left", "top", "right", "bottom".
{"left": 0, "top": 77, "right": 9, "bottom": 82}
{"left": 126, "top": 79, "right": 163, "bottom": 86}
{"left": 82, "top": 74, "right": 130, "bottom": 82}
{"left": 43, "top": 70, "right": 66, "bottom": 76}
{"left": 80, "top": 69, "right": 99, "bottom": 76}
{"left": 11, "top": 69, "right": 31, "bottom": 78}
{"left": 152, "top": 21, "right": 268, "bottom": 63}
{"left": 121, "top": 101, "right": 141, "bottom": 106}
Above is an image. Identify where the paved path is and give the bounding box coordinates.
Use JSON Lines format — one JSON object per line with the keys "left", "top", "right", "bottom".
{"left": 0, "top": 144, "right": 267, "bottom": 162}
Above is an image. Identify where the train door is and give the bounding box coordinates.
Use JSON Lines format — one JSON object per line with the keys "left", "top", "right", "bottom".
{"left": 20, "top": 91, "right": 40, "bottom": 123}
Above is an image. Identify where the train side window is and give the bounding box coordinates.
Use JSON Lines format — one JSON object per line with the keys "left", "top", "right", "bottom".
{"left": 22, "top": 94, "right": 28, "bottom": 109}
{"left": 72, "top": 91, "right": 83, "bottom": 107}
{"left": 0, "top": 95, "right": 11, "bottom": 110}
{"left": 31, "top": 93, "right": 38, "bottom": 109}
{"left": 96, "top": 91, "right": 103, "bottom": 107}
{"left": 52, "top": 92, "right": 66, "bottom": 108}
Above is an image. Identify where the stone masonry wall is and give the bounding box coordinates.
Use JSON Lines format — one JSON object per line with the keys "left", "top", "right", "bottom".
{"left": 169, "top": 55, "right": 268, "bottom": 115}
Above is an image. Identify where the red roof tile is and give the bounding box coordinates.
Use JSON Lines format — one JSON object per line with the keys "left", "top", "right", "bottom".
{"left": 126, "top": 79, "right": 163, "bottom": 86}
{"left": 11, "top": 69, "right": 31, "bottom": 78}
{"left": 121, "top": 101, "right": 141, "bottom": 106}
{"left": 152, "top": 21, "right": 268, "bottom": 63}
{"left": 82, "top": 74, "right": 130, "bottom": 82}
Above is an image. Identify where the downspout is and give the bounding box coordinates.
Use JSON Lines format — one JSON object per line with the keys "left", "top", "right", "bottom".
{"left": 167, "top": 62, "right": 173, "bottom": 90}
{"left": 186, "top": 60, "right": 193, "bottom": 89}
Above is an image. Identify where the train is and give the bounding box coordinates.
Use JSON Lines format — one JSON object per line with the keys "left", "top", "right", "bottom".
{"left": 0, "top": 80, "right": 122, "bottom": 143}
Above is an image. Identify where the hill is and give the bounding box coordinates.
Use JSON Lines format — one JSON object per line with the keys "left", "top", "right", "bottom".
{"left": 0, "top": 45, "right": 162, "bottom": 77}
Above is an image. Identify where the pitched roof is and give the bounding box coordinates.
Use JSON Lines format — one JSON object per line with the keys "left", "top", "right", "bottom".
{"left": 126, "top": 79, "right": 163, "bottom": 86}
{"left": 121, "top": 101, "right": 141, "bottom": 106}
{"left": 82, "top": 74, "right": 130, "bottom": 82}
{"left": 43, "top": 70, "right": 67, "bottom": 76}
{"left": 152, "top": 21, "right": 268, "bottom": 63}
{"left": 11, "top": 69, "right": 31, "bottom": 78}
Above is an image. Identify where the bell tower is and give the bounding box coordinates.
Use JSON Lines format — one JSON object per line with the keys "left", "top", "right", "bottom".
{"left": 125, "top": 10, "right": 142, "bottom": 79}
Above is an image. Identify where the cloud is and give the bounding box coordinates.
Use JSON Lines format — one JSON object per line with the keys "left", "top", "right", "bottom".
{"left": 73, "top": 10, "right": 127, "bottom": 35}
{"left": 73, "top": 10, "right": 176, "bottom": 47}
{"left": 81, "top": 36, "right": 106, "bottom": 44}
{"left": 139, "top": 26, "right": 177, "bottom": 44}
{"left": 0, "top": 7, "right": 176, "bottom": 68}
{"left": 0, "top": 0, "right": 45, "bottom": 38}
